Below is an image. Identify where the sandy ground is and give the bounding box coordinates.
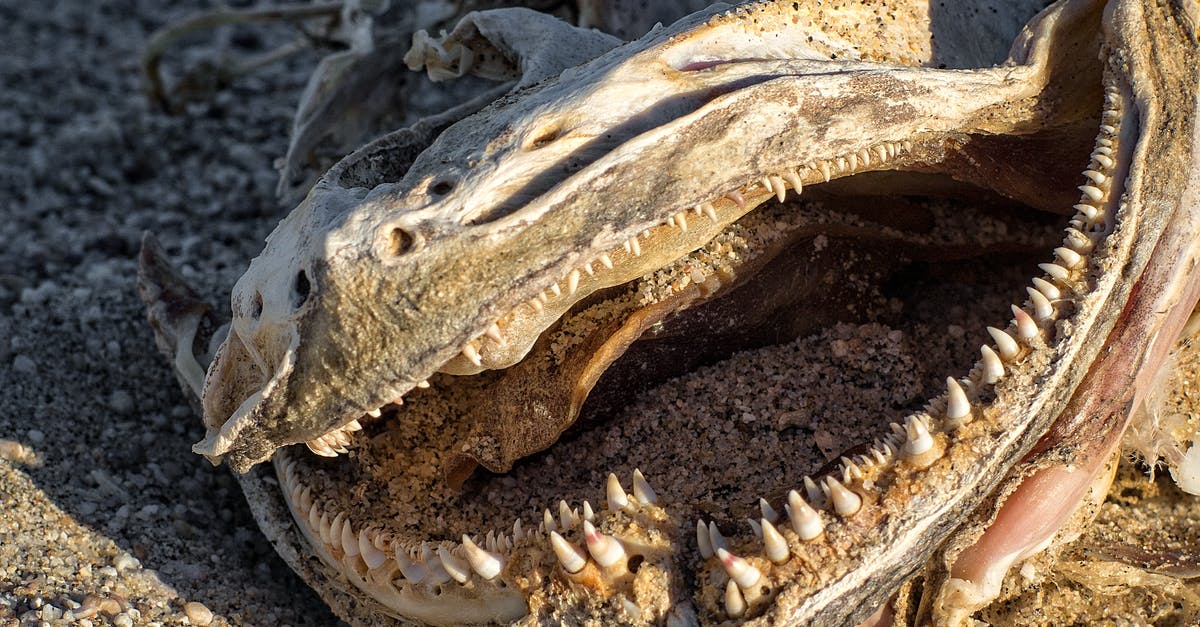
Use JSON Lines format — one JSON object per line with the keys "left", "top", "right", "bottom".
{"left": 0, "top": 1, "right": 339, "bottom": 624}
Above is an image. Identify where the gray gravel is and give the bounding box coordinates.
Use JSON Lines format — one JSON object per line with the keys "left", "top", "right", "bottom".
{"left": 1, "top": 1, "right": 340, "bottom": 624}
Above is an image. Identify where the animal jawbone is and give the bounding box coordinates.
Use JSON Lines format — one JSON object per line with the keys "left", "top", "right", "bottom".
{"left": 136, "top": 0, "right": 1200, "bottom": 625}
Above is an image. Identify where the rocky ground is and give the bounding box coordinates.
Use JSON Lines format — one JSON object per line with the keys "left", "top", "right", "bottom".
{"left": 0, "top": 1, "right": 339, "bottom": 624}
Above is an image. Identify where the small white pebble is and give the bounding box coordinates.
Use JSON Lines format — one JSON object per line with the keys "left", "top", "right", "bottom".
{"left": 183, "top": 601, "right": 214, "bottom": 626}
{"left": 113, "top": 553, "right": 140, "bottom": 572}
{"left": 114, "top": 613, "right": 134, "bottom": 627}
{"left": 1019, "top": 561, "right": 1037, "bottom": 581}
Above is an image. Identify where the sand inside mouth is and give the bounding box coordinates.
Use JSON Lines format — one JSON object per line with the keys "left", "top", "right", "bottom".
{"left": 284, "top": 186, "right": 1064, "bottom": 553}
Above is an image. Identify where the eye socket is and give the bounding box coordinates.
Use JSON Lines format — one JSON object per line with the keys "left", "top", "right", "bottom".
{"left": 292, "top": 269, "right": 311, "bottom": 309}
{"left": 387, "top": 227, "right": 416, "bottom": 256}
{"left": 430, "top": 179, "right": 454, "bottom": 195}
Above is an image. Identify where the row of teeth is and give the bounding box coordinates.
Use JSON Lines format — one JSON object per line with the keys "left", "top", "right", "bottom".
{"left": 278, "top": 457, "right": 666, "bottom": 595}
{"left": 451, "top": 139, "right": 915, "bottom": 369}
{"left": 708, "top": 85, "right": 1124, "bottom": 620}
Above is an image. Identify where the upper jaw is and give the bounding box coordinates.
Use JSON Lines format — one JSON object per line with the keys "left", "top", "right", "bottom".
{"left": 195, "top": 0, "right": 1104, "bottom": 474}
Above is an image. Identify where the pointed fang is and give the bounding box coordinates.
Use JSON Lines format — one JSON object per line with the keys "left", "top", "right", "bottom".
{"left": 607, "top": 473, "right": 629, "bottom": 510}
{"left": 461, "top": 535, "right": 503, "bottom": 580}
{"left": 761, "top": 519, "right": 789, "bottom": 564}
{"left": 786, "top": 490, "right": 824, "bottom": 540}
{"left": 632, "top": 469, "right": 658, "bottom": 504}
{"left": 716, "top": 548, "right": 762, "bottom": 589}
{"left": 825, "top": 477, "right": 862, "bottom": 517}
{"left": 583, "top": 521, "right": 625, "bottom": 568}
{"left": 549, "top": 531, "right": 587, "bottom": 574}
{"left": 725, "top": 580, "right": 746, "bottom": 618}
{"left": 946, "top": 377, "right": 971, "bottom": 422}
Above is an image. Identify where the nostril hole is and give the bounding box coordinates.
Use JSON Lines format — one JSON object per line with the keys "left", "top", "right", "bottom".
{"left": 292, "top": 270, "right": 310, "bottom": 309}
{"left": 388, "top": 228, "right": 415, "bottom": 256}
{"left": 430, "top": 179, "right": 454, "bottom": 195}
{"left": 524, "top": 124, "right": 562, "bottom": 151}
{"left": 251, "top": 291, "right": 263, "bottom": 320}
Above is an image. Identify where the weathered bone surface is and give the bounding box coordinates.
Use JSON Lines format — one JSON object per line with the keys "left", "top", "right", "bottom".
{"left": 138, "top": 0, "right": 1200, "bottom": 624}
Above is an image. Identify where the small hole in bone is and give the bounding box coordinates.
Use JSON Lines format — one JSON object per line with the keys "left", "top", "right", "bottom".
{"left": 627, "top": 555, "right": 644, "bottom": 573}
{"left": 388, "top": 228, "right": 415, "bottom": 256}
{"left": 292, "top": 270, "right": 310, "bottom": 309}
{"left": 430, "top": 179, "right": 454, "bottom": 195}
{"left": 250, "top": 291, "right": 262, "bottom": 320}
{"left": 524, "top": 124, "right": 562, "bottom": 150}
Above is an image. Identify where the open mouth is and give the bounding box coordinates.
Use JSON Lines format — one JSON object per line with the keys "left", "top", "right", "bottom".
{"left": 134, "top": 0, "right": 1200, "bottom": 624}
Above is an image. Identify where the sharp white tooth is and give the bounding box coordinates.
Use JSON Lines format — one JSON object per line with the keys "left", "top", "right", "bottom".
{"left": 1011, "top": 304, "right": 1039, "bottom": 340}
{"left": 1027, "top": 287, "right": 1054, "bottom": 321}
{"left": 946, "top": 377, "right": 971, "bottom": 422}
{"left": 344, "top": 419, "right": 362, "bottom": 431}
{"left": 512, "top": 519, "right": 524, "bottom": 541}
{"left": 675, "top": 211, "right": 688, "bottom": 233}
{"left": 759, "top": 498, "right": 779, "bottom": 524}
{"left": 366, "top": 407, "right": 381, "bottom": 418}
{"left": 341, "top": 517, "right": 360, "bottom": 557}
{"left": 360, "top": 530, "right": 388, "bottom": 570}
{"left": 415, "top": 380, "right": 430, "bottom": 389}
{"left": 702, "top": 202, "right": 718, "bottom": 222}
{"left": 486, "top": 323, "right": 504, "bottom": 343}
{"left": 725, "top": 580, "right": 747, "bottom": 619}
{"left": 726, "top": 190, "right": 745, "bottom": 208}
{"left": 761, "top": 519, "right": 790, "bottom": 564}
{"left": 629, "top": 237, "right": 642, "bottom": 257}
{"left": 707, "top": 522, "right": 728, "bottom": 554}
{"left": 1039, "top": 262, "right": 1071, "bottom": 282}
{"left": 1064, "top": 228, "right": 1095, "bottom": 253}
{"left": 1095, "top": 142, "right": 1113, "bottom": 151}
{"left": 783, "top": 172, "right": 803, "bottom": 195}
{"left": 606, "top": 473, "right": 629, "bottom": 510}
{"left": 838, "top": 156, "right": 850, "bottom": 171}
{"left": 549, "top": 531, "right": 587, "bottom": 573}
{"left": 1031, "top": 277, "right": 1061, "bottom": 300}
{"left": 769, "top": 175, "right": 787, "bottom": 201}
{"left": 462, "top": 343, "right": 482, "bottom": 367}
{"left": 1092, "top": 153, "right": 1115, "bottom": 168}
{"left": 305, "top": 500, "right": 320, "bottom": 531}
{"left": 760, "top": 177, "right": 773, "bottom": 194}
{"left": 623, "top": 240, "right": 632, "bottom": 254}
{"left": 622, "top": 599, "right": 643, "bottom": 621}
{"left": 394, "top": 547, "right": 427, "bottom": 583}
{"left": 582, "top": 501, "right": 595, "bottom": 522}
{"left": 1074, "top": 203, "right": 1101, "bottom": 220}
{"left": 987, "top": 326, "right": 1020, "bottom": 361}
{"left": 598, "top": 253, "right": 614, "bottom": 270}
{"left": 582, "top": 521, "right": 625, "bottom": 568}
{"left": 317, "top": 511, "right": 332, "bottom": 545}
{"left": 583, "top": 262, "right": 594, "bottom": 276}
{"left": 566, "top": 269, "right": 581, "bottom": 296}
{"left": 438, "top": 546, "right": 471, "bottom": 584}
{"left": 875, "top": 144, "right": 889, "bottom": 162}
{"left": 840, "top": 456, "right": 863, "bottom": 480}
{"left": 549, "top": 282, "right": 562, "bottom": 297}
{"left": 786, "top": 490, "right": 824, "bottom": 540}
{"left": 697, "top": 520, "right": 714, "bottom": 559}
{"left": 422, "top": 543, "right": 451, "bottom": 585}
{"left": 1082, "top": 170, "right": 1107, "bottom": 184}
{"left": 1078, "top": 185, "right": 1104, "bottom": 202}
{"left": 981, "top": 345, "right": 1005, "bottom": 384}
{"left": 858, "top": 149, "right": 871, "bottom": 167}
{"left": 903, "top": 416, "right": 934, "bottom": 457}
{"left": 825, "top": 477, "right": 862, "bottom": 517}
{"left": 803, "top": 476, "right": 822, "bottom": 504}
{"left": 668, "top": 215, "right": 677, "bottom": 228}
{"left": 306, "top": 438, "right": 337, "bottom": 457}
{"left": 819, "top": 161, "right": 832, "bottom": 182}
{"left": 1099, "top": 124, "right": 1117, "bottom": 134}
{"left": 1056, "top": 246, "right": 1084, "bottom": 269}
{"left": 747, "top": 519, "right": 762, "bottom": 538}
{"left": 632, "top": 469, "right": 658, "bottom": 504}
{"left": 559, "top": 500, "right": 577, "bottom": 530}
{"left": 462, "top": 535, "right": 504, "bottom": 580}
{"left": 543, "top": 509, "right": 556, "bottom": 533}
{"left": 716, "top": 548, "right": 762, "bottom": 589}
